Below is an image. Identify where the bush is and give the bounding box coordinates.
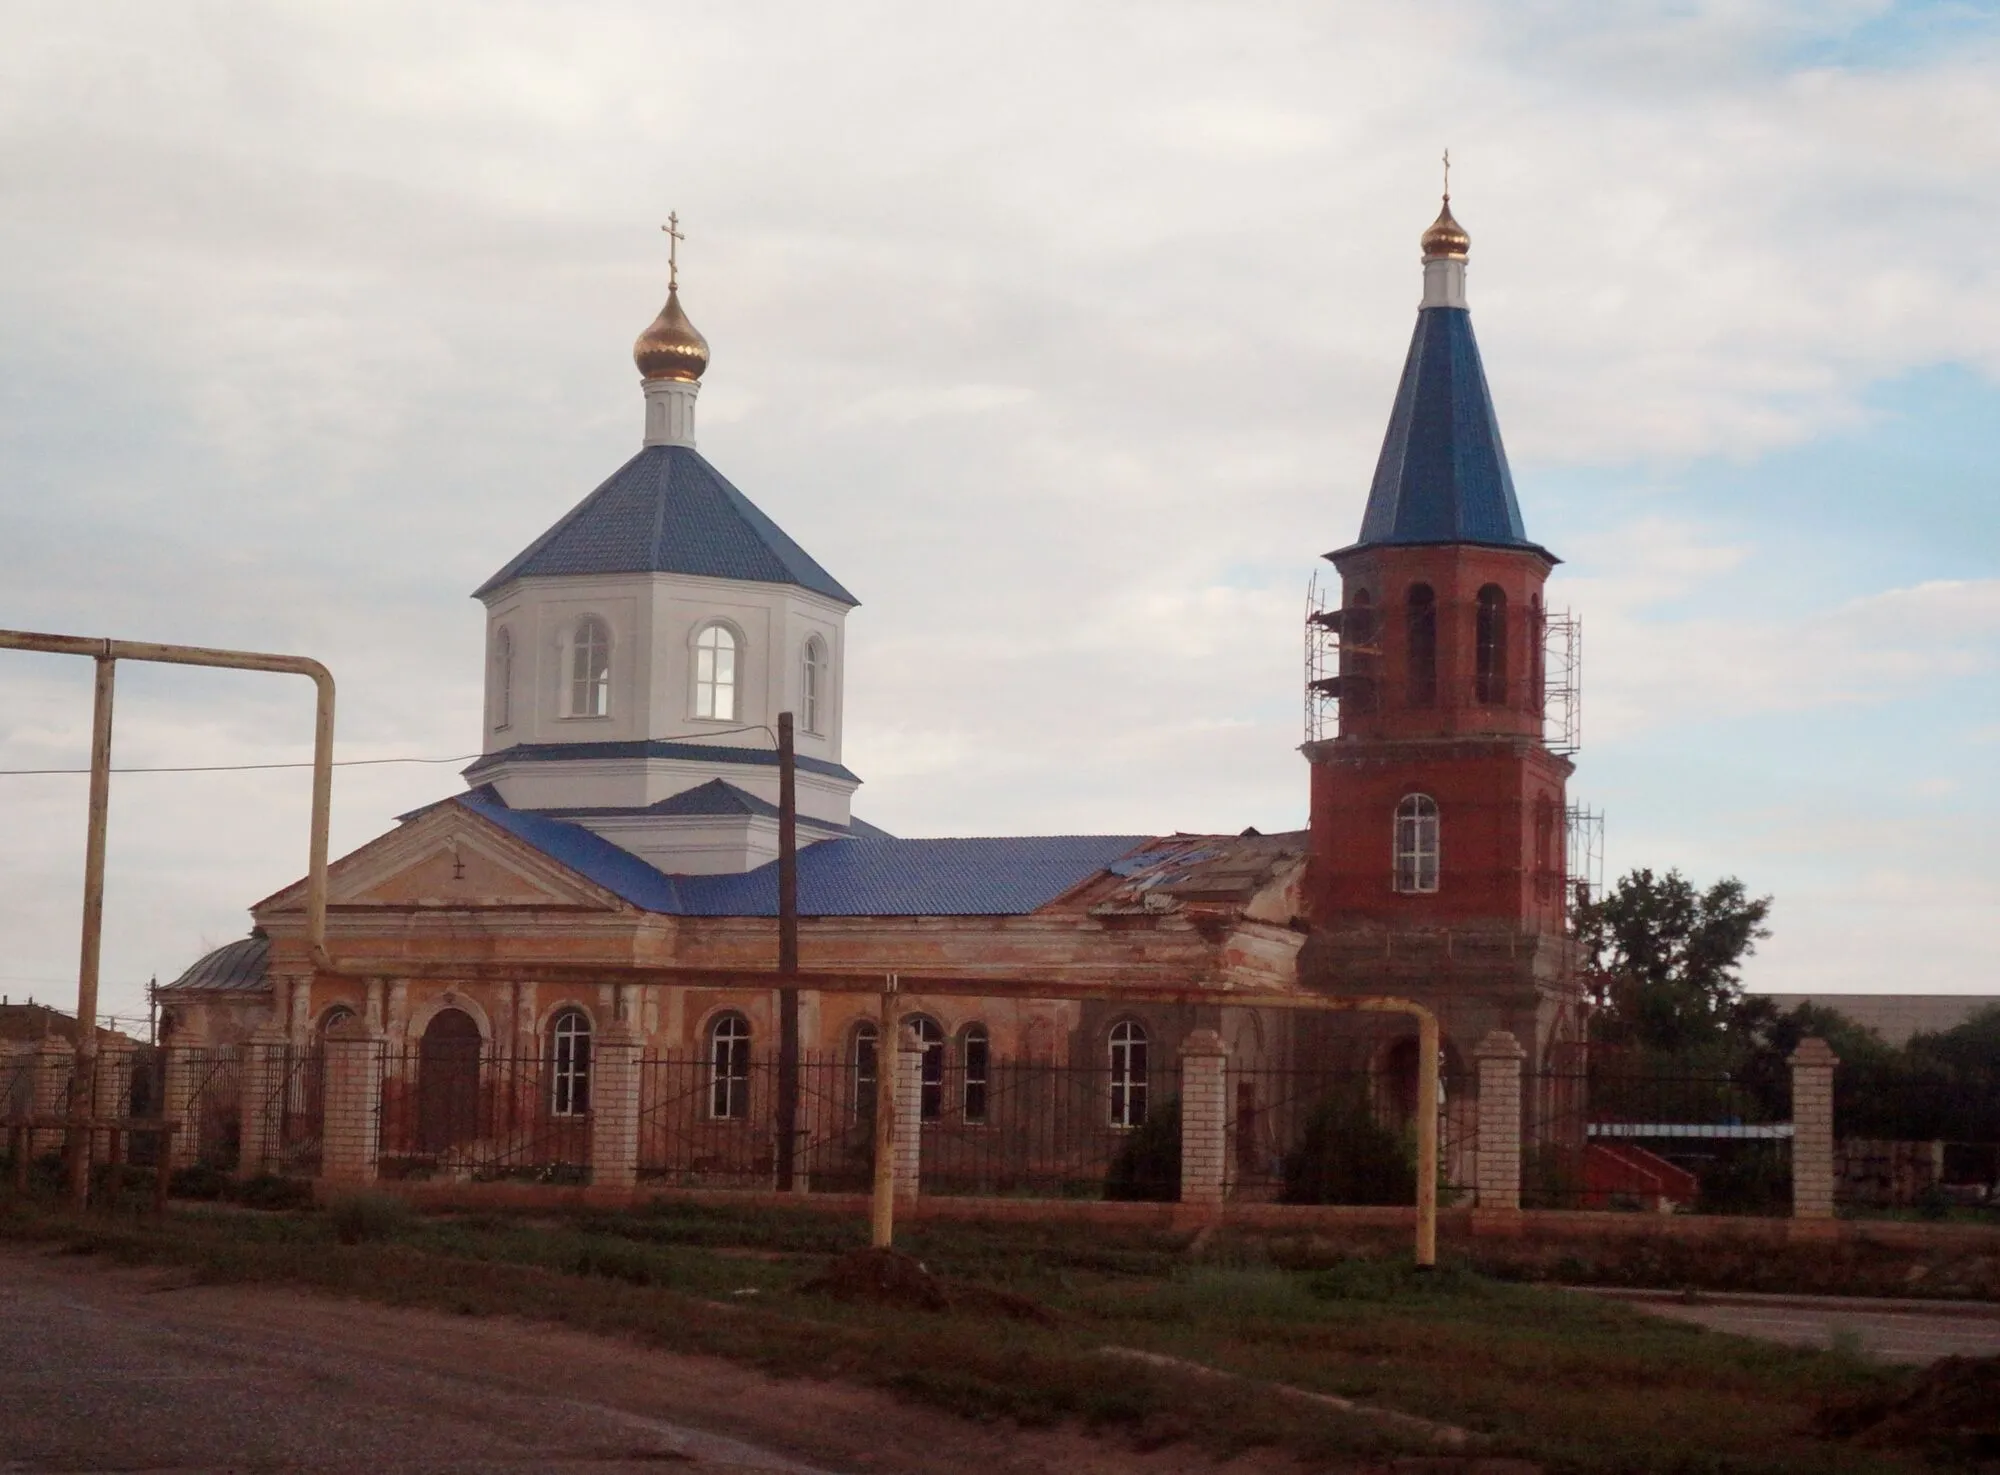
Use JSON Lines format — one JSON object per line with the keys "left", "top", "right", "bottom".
{"left": 1280, "top": 1090, "right": 1416, "bottom": 1206}
{"left": 169, "top": 1164, "right": 231, "bottom": 1201}
{"left": 327, "top": 1191, "right": 415, "bottom": 1245}
{"left": 231, "top": 1173, "right": 316, "bottom": 1211}
{"left": 1105, "top": 1097, "right": 1180, "bottom": 1202}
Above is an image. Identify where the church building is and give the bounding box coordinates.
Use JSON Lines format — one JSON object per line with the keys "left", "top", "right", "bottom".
{"left": 158, "top": 191, "right": 1583, "bottom": 1180}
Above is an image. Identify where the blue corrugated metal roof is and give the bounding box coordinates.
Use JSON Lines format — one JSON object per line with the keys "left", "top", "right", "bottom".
{"left": 685, "top": 834, "right": 1152, "bottom": 917}
{"left": 530, "top": 778, "right": 870, "bottom": 837}
{"left": 457, "top": 788, "right": 689, "bottom": 911}
{"left": 1335, "top": 307, "right": 1551, "bottom": 559}
{"left": 475, "top": 444, "right": 858, "bottom": 605}
{"left": 464, "top": 740, "right": 860, "bottom": 786}
{"left": 453, "top": 788, "right": 1142, "bottom": 917}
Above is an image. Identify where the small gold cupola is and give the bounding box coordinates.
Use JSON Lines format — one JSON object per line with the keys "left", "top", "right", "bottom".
{"left": 1420, "top": 149, "right": 1469, "bottom": 261}
{"left": 633, "top": 213, "right": 710, "bottom": 383}
{"left": 1420, "top": 197, "right": 1470, "bottom": 262}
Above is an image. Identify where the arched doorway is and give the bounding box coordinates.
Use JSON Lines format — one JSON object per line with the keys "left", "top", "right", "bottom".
{"left": 418, "top": 1008, "right": 482, "bottom": 1153}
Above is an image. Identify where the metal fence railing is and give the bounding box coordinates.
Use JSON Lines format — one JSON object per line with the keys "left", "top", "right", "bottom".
{"left": 1525, "top": 1064, "right": 1791, "bottom": 1214}
{"left": 1223, "top": 1065, "right": 1477, "bottom": 1205}
{"left": 377, "top": 1046, "right": 590, "bottom": 1184}
{"left": 638, "top": 1052, "right": 878, "bottom": 1192}
{"left": 1836, "top": 1139, "right": 2000, "bottom": 1221}
{"left": 179, "top": 1046, "right": 244, "bottom": 1172}
{"left": 919, "top": 1060, "right": 1170, "bottom": 1199}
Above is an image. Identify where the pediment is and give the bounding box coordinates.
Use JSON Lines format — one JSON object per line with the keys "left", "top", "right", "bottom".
{"left": 255, "top": 799, "right": 627, "bottom": 917}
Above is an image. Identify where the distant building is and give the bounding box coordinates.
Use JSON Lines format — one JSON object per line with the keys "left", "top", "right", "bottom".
{"left": 1758, "top": 994, "right": 2000, "bottom": 1047}
{"left": 0, "top": 999, "right": 141, "bottom": 1048}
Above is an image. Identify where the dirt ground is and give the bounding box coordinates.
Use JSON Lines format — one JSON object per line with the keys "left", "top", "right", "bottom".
{"left": 0, "top": 1247, "right": 1525, "bottom": 1474}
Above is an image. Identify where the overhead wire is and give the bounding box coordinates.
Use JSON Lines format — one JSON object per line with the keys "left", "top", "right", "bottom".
{"left": 0, "top": 724, "right": 780, "bottom": 776}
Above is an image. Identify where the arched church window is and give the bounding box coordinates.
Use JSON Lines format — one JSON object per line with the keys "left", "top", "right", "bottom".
{"left": 550, "top": 1007, "right": 592, "bottom": 1117}
{"left": 570, "top": 617, "right": 611, "bottom": 718}
{"left": 802, "top": 636, "right": 828, "bottom": 736}
{"left": 1475, "top": 585, "right": 1508, "bottom": 705}
{"left": 1405, "top": 585, "right": 1437, "bottom": 708}
{"left": 492, "top": 627, "right": 514, "bottom": 730}
{"left": 1528, "top": 594, "right": 1546, "bottom": 715}
{"left": 694, "top": 623, "right": 740, "bottom": 721}
{"left": 318, "top": 1005, "right": 356, "bottom": 1036}
{"left": 909, "top": 1015, "right": 945, "bottom": 1121}
{"left": 1341, "top": 589, "right": 1376, "bottom": 716}
{"left": 961, "top": 1024, "right": 989, "bottom": 1124}
{"left": 1394, "top": 794, "right": 1440, "bottom": 894}
{"left": 852, "top": 1019, "right": 879, "bottom": 1120}
{"left": 709, "top": 1012, "right": 751, "bottom": 1119}
{"left": 1108, "top": 1020, "right": 1149, "bottom": 1128}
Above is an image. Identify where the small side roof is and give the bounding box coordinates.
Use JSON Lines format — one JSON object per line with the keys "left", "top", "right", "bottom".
{"left": 158, "top": 934, "right": 271, "bottom": 994}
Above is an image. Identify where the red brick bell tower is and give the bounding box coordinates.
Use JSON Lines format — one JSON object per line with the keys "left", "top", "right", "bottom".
{"left": 1298, "top": 187, "right": 1582, "bottom": 1070}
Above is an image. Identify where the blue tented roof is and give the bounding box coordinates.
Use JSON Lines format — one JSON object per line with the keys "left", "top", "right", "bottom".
{"left": 475, "top": 444, "right": 857, "bottom": 605}
{"left": 452, "top": 788, "right": 1144, "bottom": 917}
{"left": 1336, "top": 306, "right": 1550, "bottom": 559}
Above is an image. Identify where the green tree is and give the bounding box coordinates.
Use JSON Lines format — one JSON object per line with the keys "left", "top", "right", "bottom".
{"left": 1576, "top": 868, "right": 1773, "bottom": 1056}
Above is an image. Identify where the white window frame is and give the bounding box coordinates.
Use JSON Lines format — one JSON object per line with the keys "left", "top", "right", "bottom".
{"left": 1394, "top": 793, "right": 1440, "bottom": 894}
{"left": 567, "top": 616, "right": 612, "bottom": 720}
{"left": 708, "top": 1012, "right": 751, "bottom": 1120}
{"left": 961, "top": 1024, "right": 989, "bottom": 1124}
{"left": 1108, "top": 1020, "right": 1149, "bottom": 1129}
{"left": 909, "top": 1015, "right": 945, "bottom": 1122}
{"left": 492, "top": 626, "right": 514, "bottom": 731}
{"left": 550, "top": 1007, "right": 592, "bottom": 1117}
{"left": 852, "top": 1020, "right": 879, "bottom": 1120}
{"left": 801, "top": 635, "right": 828, "bottom": 736}
{"left": 693, "top": 622, "right": 741, "bottom": 722}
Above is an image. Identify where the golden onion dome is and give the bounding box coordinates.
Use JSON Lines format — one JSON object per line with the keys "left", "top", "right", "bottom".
{"left": 1420, "top": 196, "right": 1470, "bottom": 261}
{"left": 633, "top": 285, "right": 710, "bottom": 382}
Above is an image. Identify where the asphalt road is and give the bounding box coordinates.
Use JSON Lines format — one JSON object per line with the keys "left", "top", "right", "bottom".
{"left": 0, "top": 1253, "right": 829, "bottom": 1474}
{"left": 1584, "top": 1289, "right": 2000, "bottom": 1365}
{"left": 0, "top": 1250, "right": 1307, "bottom": 1475}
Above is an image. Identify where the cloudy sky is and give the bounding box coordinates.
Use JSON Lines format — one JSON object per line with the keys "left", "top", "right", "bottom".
{"left": 2, "top": 0, "right": 1996, "bottom": 1029}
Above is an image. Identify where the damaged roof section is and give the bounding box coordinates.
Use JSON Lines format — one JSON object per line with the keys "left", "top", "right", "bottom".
{"left": 1061, "top": 831, "right": 1310, "bottom": 923}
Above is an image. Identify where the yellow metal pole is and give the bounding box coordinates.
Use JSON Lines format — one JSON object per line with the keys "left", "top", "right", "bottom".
{"left": 869, "top": 976, "right": 899, "bottom": 1248}
{"left": 0, "top": 631, "right": 337, "bottom": 970}
{"left": 1415, "top": 1009, "right": 1440, "bottom": 1269}
{"left": 66, "top": 655, "right": 116, "bottom": 1206}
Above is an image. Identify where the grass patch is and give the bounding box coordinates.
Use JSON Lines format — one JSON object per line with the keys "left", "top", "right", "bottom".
{"left": 0, "top": 1189, "right": 1938, "bottom": 1472}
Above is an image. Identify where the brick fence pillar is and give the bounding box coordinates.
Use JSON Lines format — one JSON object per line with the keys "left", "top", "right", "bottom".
{"left": 160, "top": 1045, "right": 201, "bottom": 1168}
{"left": 93, "top": 1037, "right": 134, "bottom": 1164}
{"left": 1176, "top": 1028, "right": 1227, "bottom": 1210}
{"left": 1789, "top": 1036, "right": 1839, "bottom": 1221}
{"left": 320, "top": 1016, "right": 384, "bottom": 1187}
{"left": 0, "top": 1041, "right": 26, "bottom": 1124}
{"left": 1473, "top": 1029, "right": 1525, "bottom": 1214}
{"left": 588, "top": 1019, "right": 642, "bottom": 1198}
{"left": 31, "top": 1037, "right": 74, "bottom": 1158}
{"left": 894, "top": 1024, "right": 923, "bottom": 1204}
{"left": 236, "top": 1023, "right": 288, "bottom": 1178}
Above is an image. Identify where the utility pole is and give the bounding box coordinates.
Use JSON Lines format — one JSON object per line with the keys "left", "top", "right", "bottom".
{"left": 66, "top": 654, "right": 116, "bottom": 1204}
{"left": 775, "top": 711, "right": 800, "bottom": 1191}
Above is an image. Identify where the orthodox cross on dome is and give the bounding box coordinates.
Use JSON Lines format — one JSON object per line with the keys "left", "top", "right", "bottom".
{"left": 662, "top": 212, "right": 685, "bottom": 291}
{"left": 1442, "top": 148, "right": 1451, "bottom": 200}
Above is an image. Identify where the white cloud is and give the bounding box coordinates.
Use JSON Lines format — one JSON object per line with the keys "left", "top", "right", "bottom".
{"left": 2, "top": 0, "right": 1998, "bottom": 1019}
